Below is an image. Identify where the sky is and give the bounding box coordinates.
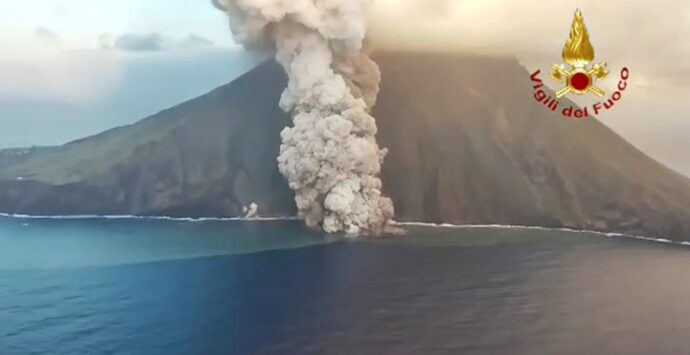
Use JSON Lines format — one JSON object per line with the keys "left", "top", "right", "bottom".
{"left": 0, "top": 0, "right": 263, "bottom": 148}
{"left": 1, "top": 0, "right": 689, "bottom": 176}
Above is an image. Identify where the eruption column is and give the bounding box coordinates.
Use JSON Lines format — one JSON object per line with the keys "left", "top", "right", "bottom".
{"left": 215, "top": 0, "right": 395, "bottom": 236}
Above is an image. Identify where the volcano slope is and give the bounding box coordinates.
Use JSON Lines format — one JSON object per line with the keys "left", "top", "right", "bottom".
{"left": 1, "top": 51, "right": 690, "bottom": 240}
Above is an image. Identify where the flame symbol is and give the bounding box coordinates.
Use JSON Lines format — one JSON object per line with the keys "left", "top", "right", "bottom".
{"left": 562, "top": 9, "right": 595, "bottom": 68}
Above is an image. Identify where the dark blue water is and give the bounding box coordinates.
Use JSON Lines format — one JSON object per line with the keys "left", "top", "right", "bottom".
{"left": 2, "top": 217, "right": 690, "bottom": 354}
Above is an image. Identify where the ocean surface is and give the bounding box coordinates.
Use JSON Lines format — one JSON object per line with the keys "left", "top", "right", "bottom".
{"left": 2, "top": 217, "right": 690, "bottom": 354}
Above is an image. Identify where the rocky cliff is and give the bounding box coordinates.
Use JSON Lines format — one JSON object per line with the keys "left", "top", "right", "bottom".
{"left": 2, "top": 52, "right": 690, "bottom": 239}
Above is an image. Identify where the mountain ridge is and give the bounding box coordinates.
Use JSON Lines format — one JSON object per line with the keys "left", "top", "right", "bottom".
{"left": 1, "top": 51, "right": 690, "bottom": 239}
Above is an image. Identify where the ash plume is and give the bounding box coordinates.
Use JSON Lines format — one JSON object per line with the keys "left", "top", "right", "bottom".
{"left": 215, "top": 0, "right": 396, "bottom": 236}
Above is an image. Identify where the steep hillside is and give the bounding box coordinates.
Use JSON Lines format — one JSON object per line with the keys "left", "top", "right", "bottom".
{"left": 373, "top": 53, "right": 690, "bottom": 237}
{"left": 0, "top": 61, "right": 295, "bottom": 217}
{"left": 2, "top": 52, "right": 690, "bottom": 239}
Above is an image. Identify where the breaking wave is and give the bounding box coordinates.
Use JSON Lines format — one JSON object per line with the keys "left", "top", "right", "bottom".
{"left": 0, "top": 212, "right": 298, "bottom": 222}
{"left": 395, "top": 222, "right": 686, "bottom": 247}
{"left": 1, "top": 213, "right": 686, "bottom": 249}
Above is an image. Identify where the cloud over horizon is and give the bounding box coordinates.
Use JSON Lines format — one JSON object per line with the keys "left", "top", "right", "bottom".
{"left": 99, "top": 32, "right": 215, "bottom": 52}
{"left": 113, "top": 33, "right": 166, "bottom": 51}
{"left": 34, "top": 26, "right": 60, "bottom": 41}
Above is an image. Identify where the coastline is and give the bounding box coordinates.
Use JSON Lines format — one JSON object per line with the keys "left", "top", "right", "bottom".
{"left": 1, "top": 212, "right": 687, "bottom": 247}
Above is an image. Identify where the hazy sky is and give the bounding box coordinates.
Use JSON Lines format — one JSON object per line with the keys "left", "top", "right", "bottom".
{"left": 1, "top": 0, "right": 689, "bottom": 176}
{"left": 0, "top": 0, "right": 261, "bottom": 148}
{"left": 369, "top": 0, "right": 690, "bottom": 176}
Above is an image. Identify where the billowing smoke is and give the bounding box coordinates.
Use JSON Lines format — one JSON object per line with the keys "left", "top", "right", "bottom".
{"left": 215, "top": 0, "right": 396, "bottom": 236}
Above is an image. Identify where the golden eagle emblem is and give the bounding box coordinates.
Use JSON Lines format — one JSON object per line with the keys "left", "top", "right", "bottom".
{"left": 551, "top": 9, "right": 609, "bottom": 98}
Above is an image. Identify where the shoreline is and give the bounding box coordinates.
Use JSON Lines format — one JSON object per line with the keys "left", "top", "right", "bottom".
{"left": 1, "top": 212, "right": 687, "bottom": 247}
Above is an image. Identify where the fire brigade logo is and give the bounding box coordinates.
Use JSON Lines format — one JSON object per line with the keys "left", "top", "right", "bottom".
{"left": 551, "top": 9, "right": 608, "bottom": 98}
{"left": 529, "top": 8, "right": 629, "bottom": 119}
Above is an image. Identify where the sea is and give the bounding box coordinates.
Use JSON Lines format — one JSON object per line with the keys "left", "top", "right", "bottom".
{"left": 2, "top": 215, "right": 690, "bottom": 355}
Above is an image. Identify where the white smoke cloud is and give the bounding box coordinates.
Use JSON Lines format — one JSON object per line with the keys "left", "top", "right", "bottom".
{"left": 216, "top": 0, "right": 396, "bottom": 236}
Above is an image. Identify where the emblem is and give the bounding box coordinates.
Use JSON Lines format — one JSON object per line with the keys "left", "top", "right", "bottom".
{"left": 550, "top": 9, "right": 609, "bottom": 98}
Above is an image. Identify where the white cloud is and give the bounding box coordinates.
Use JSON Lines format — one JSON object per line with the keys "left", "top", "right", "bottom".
{"left": 99, "top": 32, "right": 215, "bottom": 52}
{"left": 34, "top": 26, "right": 60, "bottom": 41}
